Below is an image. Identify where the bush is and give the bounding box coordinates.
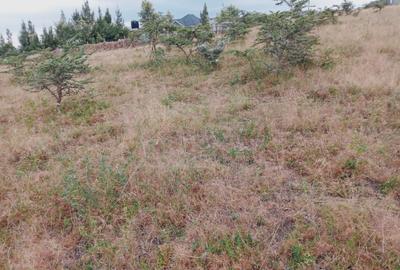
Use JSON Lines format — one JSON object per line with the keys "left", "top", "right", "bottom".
{"left": 197, "top": 40, "right": 226, "bottom": 68}
{"left": 20, "top": 47, "right": 90, "bottom": 109}
{"left": 162, "top": 26, "right": 213, "bottom": 62}
{"left": 364, "top": 0, "right": 387, "bottom": 11}
{"left": 257, "top": 0, "right": 319, "bottom": 70}
{"left": 139, "top": 0, "right": 174, "bottom": 57}
{"left": 335, "top": 0, "right": 354, "bottom": 15}
{"left": 217, "top": 5, "right": 249, "bottom": 42}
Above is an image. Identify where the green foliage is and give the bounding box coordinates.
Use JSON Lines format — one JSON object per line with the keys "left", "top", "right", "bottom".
{"left": 0, "top": 30, "right": 16, "bottom": 57}
{"left": 17, "top": 1, "right": 129, "bottom": 52}
{"left": 217, "top": 5, "right": 249, "bottom": 41}
{"left": 380, "top": 177, "right": 399, "bottom": 195}
{"left": 257, "top": 0, "right": 319, "bottom": 70}
{"left": 162, "top": 25, "right": 213, "bottom": 62}
{"left": 200, "top": 3, "right": 210, "bottom": 28}
{"left": 140, "top": 0, "right": 175, "bottom": 56}
{"left": 317, "top": 8, "right": 339, "bottom": 25}
{"left": 19, "top": 21, "right": 40, "bottom": 52}
{"left": 231, "top": 49, "right": 267, "bottom": 80}
{"left": 62, "top": 157, "right": 130, "bottom": 219}
{"left": 289, "top": 244, "right": 315, "bottom": 269}
{"left": 197, "top": 40, "right": 226, "bottom": 68}
{"left": 63, "top": 96, "right": 109, "bottom": 124}
{"left": 364, "top": 0, "right": 387, "bottom": 11}
{"left": 41, "top": 27, "right": 58, "bottom": 49}
{"left": 335, "top": 0, "right": 354, "bottom": 15}
{"left": 21, "top": 47, "right": 90, "bottom": 108}
{"left": 203, "top": 232, "right": 256, "bottom": 260}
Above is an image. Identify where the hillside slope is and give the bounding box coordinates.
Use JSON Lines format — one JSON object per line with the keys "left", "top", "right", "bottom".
{"left": 0, "top": 7, "right": 399, "bottom": 269}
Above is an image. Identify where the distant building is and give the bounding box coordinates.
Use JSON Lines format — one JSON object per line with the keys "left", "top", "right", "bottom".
{"left": 210, "top": 18, "right": 230, "bottom": 34}
{"left": 174, "top": 14, "right": 201, "bottom": 28}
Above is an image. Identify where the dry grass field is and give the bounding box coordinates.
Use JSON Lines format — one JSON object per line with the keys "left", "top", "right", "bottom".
{"left": 1, "top": 6, "right": 400, "bottom": 270}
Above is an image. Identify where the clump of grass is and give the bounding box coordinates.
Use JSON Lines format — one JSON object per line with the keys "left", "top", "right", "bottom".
{"left": 60, "top": 157, "right": 133, "bottom": 267}
{"left": 62, "top": 96, "right": 109, "bottom": 124}
{"left": 289, "top": 244, "right": 315, "bottom": 269}
{"left": 195, "top": 232, "right": 256, "bottom": 261}
{"left": 16, "top": 150, "right": 49, "bottom": 173}
{"left": 161, "top": 90, "right": 186, "bottom": 108}
{"left": 380, "top": 177, "right": 399, "bottom": 195}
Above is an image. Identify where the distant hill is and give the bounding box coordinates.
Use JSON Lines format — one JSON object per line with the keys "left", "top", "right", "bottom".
{"left": 175, "top": 14, "right": 201, "bottom": 27}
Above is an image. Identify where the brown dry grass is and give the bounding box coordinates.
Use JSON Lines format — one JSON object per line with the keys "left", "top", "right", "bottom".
{"left": 1, "top": 7, "right": 400, "bottom": 270}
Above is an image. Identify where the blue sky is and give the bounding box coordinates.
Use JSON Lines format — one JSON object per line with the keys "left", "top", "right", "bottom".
{"left": 0, "top": 0, "right": 370, "bottom": 45}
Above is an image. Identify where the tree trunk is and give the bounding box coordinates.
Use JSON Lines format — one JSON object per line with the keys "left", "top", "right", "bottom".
{"left": 56, "top": 88, "right": 62, "bottom": 112}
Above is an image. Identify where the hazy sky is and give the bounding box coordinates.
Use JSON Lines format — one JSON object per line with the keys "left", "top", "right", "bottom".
{"left": 0, "top": 0, "right": 370, "bottom": 45}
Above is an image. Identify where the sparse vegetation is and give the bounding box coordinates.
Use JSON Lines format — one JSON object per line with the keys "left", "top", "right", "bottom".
{"left": 0, "top": 2, "right": 400, "bottom": 269}
{"left": 20, "top": 47, "right": 90, "bottom": 109}
{"left": 257, "top": 0, "right": 319, "bottom": 70}
{"left": 217, "top": 5, "right": 249, "bottom": 42}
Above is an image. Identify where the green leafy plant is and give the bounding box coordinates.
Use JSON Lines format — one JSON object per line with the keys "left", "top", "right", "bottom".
{"left": 217, "top": 5, "right": 249, "bottom": 42}
{"left": 197, "top": 40, "right": 226, "bottom": 68}
{"left": 364, "top": 0, "right": 387, "bottom": 11}
{"left": 22, "top": 47, "right": 90, "bottom": 110}
{"left": 162, "top": 26, "right": 213, "bottom": 62}
{"left": 257, "top": 0, "right": 319, "bottom": 70}
{"left": 289, "top": 244, "right": 315, "bottom": 269}
{"left": 139, "top": 0, "right": 174, "bottom": 57}
{"left": 231, "top": 49, "right": 267, "bottom": 80}
{"left": 335, "top": 0, "right": 354, "bottom": 15}
{"left": 380, "top": 177, "right": 399, "bottom": 195}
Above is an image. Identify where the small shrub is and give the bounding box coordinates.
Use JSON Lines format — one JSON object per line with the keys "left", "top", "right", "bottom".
{"left": 257, "top": 0, "right": 319, "bottom": 70}
{"left": 289, "top": 244, "right": 315, "bottom": 269}
{"left": 231, "top": 49, "right": 267, "bottom": 80}
{"left": 161, "top": 90, "right": 185, "bottom": 108}
{"left": 365, "top": 0, "right": 387, "bottom": 11}
{"left": 162, "top": 25, "right": 213, "bottom": 62}
{"left": 335, "top": 0, "right": 354, "bottom": 15}
{"left": 62, "top": 96, "right": 109, "bottom": 124}
{"left": 217, "top": 5, "right": 249, "bottom": 42}
{"left": 380, "top": 177, "right": 399, "bottom": 195}
{"left": 196, "top": 40, "right": 226, "bottom": 68}
{"left": 203, "top": 232, "right": 256, "bottom": 260}
{"left": 16, "top": 47, "right": 91, "bottom": 110}
{"left": 139, "top": 0, "right": 174, "bottom": 55}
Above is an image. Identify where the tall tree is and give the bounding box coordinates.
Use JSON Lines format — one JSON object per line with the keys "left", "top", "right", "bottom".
{"left": 115, "top": 8, "right": 124, "bottom": 26}
{"left": 80, "top": 0, "right": 95, "bottom": 24}
{"left": 217, "top": 5, "right": 249, "bottom": 41}
{"left": 42, "top": 27, "right": 57, "bottom": 49}
{"left": 104, "top": 9, "right": 112, "bottom": 24}
{"left": 72, "top": 9, "right": 81, "bottom": 24}
{"left": 200, "top": 3, "right": 210, "bottom": 26}
{"left": 27, "top": 20, "right": 40, "bottom": 50}
{"left": 139, "top": 0, "right": 172, "bottom": 53}
{"left": 6, "top": 29, "right": 13, "bottom": 45}
{"left": 0, "top": 35, "right": 5, "bottom": 48}
{"left": 56, "top": 11, "right": 75, "bottom": 46}
{"left": 0, "top": 31, "right": 15, "bottom": 56}
{"left": 97, "top": 7, "right": 103, "bottom": 21}
{"left": 19, "top": 21, "right": 30, "bottom": 50}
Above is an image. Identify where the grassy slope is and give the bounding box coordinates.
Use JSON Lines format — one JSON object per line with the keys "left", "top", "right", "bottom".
{"left": 1, "top": 7, "right": 400, "bottom": 270}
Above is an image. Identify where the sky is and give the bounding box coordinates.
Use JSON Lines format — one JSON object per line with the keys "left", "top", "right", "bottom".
{"left": 0, "top": 0, "right": 370, "bottom": 45}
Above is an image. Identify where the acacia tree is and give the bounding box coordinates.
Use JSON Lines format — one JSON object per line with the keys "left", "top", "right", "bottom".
{"left": 257, "top": 0, "right": 319, "bottom": 69}
{"left": 0, "top": 29, "right": 15, "bottom": 57}
{"left": 162, "top": 25, "right": 213, "bottom": 62}
{"left": 217, "top": 5, "right": 249, "bottom": 41}
{"left": 139, "top": 0, "right": 174, "bottom": 58}
{"left": 24, "top": 48, "right": 90, "bottom": 110}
